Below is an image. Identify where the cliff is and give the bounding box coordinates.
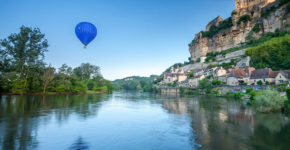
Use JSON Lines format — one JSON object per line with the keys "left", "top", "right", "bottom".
{"left": 189, "top": 0, "right": 290, "bottom": 61}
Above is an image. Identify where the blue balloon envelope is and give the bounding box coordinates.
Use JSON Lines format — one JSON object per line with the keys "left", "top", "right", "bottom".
{"left": 75, "top": 22, "right": 97, "bottom": 48}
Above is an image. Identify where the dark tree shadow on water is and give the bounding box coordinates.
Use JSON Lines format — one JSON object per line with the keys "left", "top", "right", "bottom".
{"left": 69, "top": 137, "right": 89, "bottom": 150}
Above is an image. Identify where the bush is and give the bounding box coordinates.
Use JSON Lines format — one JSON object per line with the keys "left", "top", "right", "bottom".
{"left": 287, "top": 88, "right": 290, "bottom": 100}
{"left": 238, "top": 14, "right": 251, "bottom": 25}
{"left": 212, "top": 80, "right": 222, "bottom": 86}
{"left": 246, "top": 88, "right": 252, "bottom": 93}
{"left": 232, "top": 11, "right": 238, "bottom": 15}
{"left": 184, "top": 89, "right": 199, "bottom": 95}
{"left": 202, "top": 17, "right": 233, "bottom": 38}
{"left": 253, "top": 90, "right": 285, "bottom": 112}
{"left": 257, "top": 80, "right": 263, "bottom": 85}
{"left": 252, "top": 24, "right": 261, "bottom": 33}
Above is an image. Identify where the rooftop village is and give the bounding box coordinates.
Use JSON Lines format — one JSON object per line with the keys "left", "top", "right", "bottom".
{"left": 158, "top": 66, "right": 290, "bottom": 88}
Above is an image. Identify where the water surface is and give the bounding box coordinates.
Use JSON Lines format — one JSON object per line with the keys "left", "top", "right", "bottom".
{"left": 0, "top": 92, "right": 289, "bottom": 150}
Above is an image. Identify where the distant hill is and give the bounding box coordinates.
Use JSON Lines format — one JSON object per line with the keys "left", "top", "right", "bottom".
{"left": 113, "top": 75, "right": 159, "bottom": 91}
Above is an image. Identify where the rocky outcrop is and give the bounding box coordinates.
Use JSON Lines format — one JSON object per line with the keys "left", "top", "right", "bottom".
{"left": 189, "top": 0, "right": 290, "bottom": 61}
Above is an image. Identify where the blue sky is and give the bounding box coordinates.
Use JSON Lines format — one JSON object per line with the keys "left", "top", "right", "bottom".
{"left": 0, "top": 0, "right": 235, "bottom": 80}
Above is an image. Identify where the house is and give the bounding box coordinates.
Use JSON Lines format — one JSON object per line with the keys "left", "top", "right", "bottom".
{"left": 188, "top": 75, "right": 205, "bottom": 88}
{"left": 213, "top": 67, "right": 227, "bottom": 79}
{"left": 193, "top": 69, "right": 205, "bottom": 76}
{"left": 162, "top": 67, "right": 188, "bottom": 84}
{"left": 275, "top": 70, "right": 290, "bottom": 84}
{"left": 227, "top": 68, "right": 246, "bottom": 86}
{"left": 249, "top": 68, "right": 278, "bottom": 85}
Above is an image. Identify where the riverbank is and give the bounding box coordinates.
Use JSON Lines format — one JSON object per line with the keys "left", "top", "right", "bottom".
{"left": 0, "top": 90, "right": 109, "bottom": 95}
{"left": 154, "top": 85, "right": 290, "bottom": 113}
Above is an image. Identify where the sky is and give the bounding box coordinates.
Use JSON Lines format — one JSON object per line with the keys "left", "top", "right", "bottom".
{"left": 0, "top": 0, "right": 235, "bottom": 80}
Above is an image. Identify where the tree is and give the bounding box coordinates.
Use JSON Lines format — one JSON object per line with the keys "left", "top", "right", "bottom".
{"left": 0, "top": 26, "right": 48, "bottom": 92}
{"left": 73, "top": 63, "right": 100, "bottom": 81}
{"left": 42, "top": 66, "right": 55, "bottom": 94}
{"left": 246, "top": 34, "right": 290, "bottom": 70}
{"left": 257, "top": 80, "right": 263, "bottom": 85}
{"left": 198, "top": 78, "right": 211, "bottom": 94}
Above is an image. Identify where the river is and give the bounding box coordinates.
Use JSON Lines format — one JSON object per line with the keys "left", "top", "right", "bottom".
{"left": 0, "top": 92, "right": 289, "bottom": 150}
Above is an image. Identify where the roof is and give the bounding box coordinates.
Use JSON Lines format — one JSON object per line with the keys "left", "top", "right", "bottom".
{"left": 278, "top": 70, "right": 290, "bottom": 79}
{"left": 250, "top": 68, "right": 274, "bottom": 79}
{"left": 228, "top": 68, "right": 245, "bottom": 78}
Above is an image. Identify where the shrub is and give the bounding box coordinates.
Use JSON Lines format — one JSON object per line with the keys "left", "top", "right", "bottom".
{"left": 184, "top": 89, "right": 199, "bottom": 95}
{"left": 201, "top": 17, "right": 233, "bottom": 38}
{"left": 265, "top": 81, "right": 270, "bottom": 85}
{"left": 238, "top": 14, "right": 251, "bottom": 25}
{"left": 232, "top": 11, "right": 238, "bottom": 15}
{"left": 257, "top": 80, "right": 263, "bottom": 85}
{"left": 254, "top": 90, "right": 285, "bottom": 112}
{"left": 252, "top": 24, "right": 261, "bottom": 33}
{"left": 286, "top": 88, "right": 290, "bottom": 100}
{"left": 246, "top": 88, "right": 252, "bottom": 93}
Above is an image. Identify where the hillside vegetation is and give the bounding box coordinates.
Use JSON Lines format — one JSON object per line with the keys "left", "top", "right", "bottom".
{"left": 113, "top": 75, "right": 158, "bottom": 92}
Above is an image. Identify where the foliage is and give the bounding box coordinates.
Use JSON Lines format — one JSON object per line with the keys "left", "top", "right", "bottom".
{"left": 246, "top": 34, "right": 290, "bottom": 70}
{"left": 265, "top": 81, "right": 270, "bottom": 85}
{"left": 187, "top": 72, "right": 194, "bottom": 78}
{"left": 0, "top": 26, "right": 112, "bottom": 94}
{"left": 285, "top": 89, "right": 290, "bottom": 113}
{"left": 257, "top": 80, "right": 263, "bottom": 85}
{"left": 202, "top": 17, "right": 233, "bottom": 38}
{"left": 231, "top": 11, "right": 238, "bottom": 15}
{"left": 113, "top": 75, "right": 158, "bottom": 92}
{"left": 253, "top": 90, "right": 285, "bottom": 113}
{"left": 252, "top": 24, "right": 261, "bottom": 33}
{"left": 237, "top": 14, "right": 251, "bottom": 25}
{"left": 246, "top": 88, "right": 253, "bottom": 94}
{"left": 183, "top": 89, "right": 199, "bottom": 95}
{"left": 212, "top": 80, "right": 222, "bottom": 86}
{"left": 287, "top": 88, "right": 290, "bottom": 101}
{"left": 198, "top": 78, "right": 211, "bottom": 93}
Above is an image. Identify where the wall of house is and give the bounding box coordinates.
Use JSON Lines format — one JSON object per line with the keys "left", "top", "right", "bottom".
{"left": 275, "top": 73, "right": 288, "bottom": 84}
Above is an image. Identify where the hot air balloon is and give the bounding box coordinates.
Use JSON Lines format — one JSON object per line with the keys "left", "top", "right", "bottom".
{"left": 75, "top": 22, "right": 97, "bottom": 48}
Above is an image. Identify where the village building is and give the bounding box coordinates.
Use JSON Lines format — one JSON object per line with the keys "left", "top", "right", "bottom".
{"left": 213, "top": 67, "right": 227, "bottom": 79}
{"left": 275, "top": 70, "right": 290, "bottom": 85}
{"left": 162, "top": 67, "right": 188, "bottom": 84}
{"left": 227, "top": 68, "right": 246, "bottom": 86}
{"left": 188, "top": 75, "right": 205, "bottom": 88}
{"left": 249, "top": 68, "right": 278, "bottom": 85}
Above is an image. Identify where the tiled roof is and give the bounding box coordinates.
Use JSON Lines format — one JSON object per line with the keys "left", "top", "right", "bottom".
{"left": 228, "top": 68, "right": 245, "bottom": 78}
{"left": 250, "top": 68, "right": 273, "bottom": 79}
{"left": 279, "top": 70, "right": 290, "bottom": 79}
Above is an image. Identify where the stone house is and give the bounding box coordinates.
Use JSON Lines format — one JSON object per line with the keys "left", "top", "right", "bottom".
{"left": 213, "top": 67, "right": 227, "bottom": 79}
{"left": 249, "top": 68, "right": 278, "bottom": 85}
{"left": 163, "top": 67, "right": 188, "bottom": 84}
{"left": 227, "top": 68, "right": 246, "bottom": 86}
{"left": 275, "top": 70, "right": 290, "bottom": 85}
{"left": 188, "top": 75, "right": 205, "bottom": 88}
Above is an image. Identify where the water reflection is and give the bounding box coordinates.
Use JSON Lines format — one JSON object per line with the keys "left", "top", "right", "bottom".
{"left": 0, "top": 94, "right": 110, "bottom": 150}
{"left": 69, "top": 137, "right": 89, "bottom": 150}
{"left": 0, "top": 92, "right": 289, "bottom": 150}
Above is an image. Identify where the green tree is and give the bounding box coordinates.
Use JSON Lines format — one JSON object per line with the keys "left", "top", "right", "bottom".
{"left": 0, "top": 26, "right": 48, "bottom": 92}
{"left": 42, "top": 66, "right": 55, "bottom": 94}
{"left": 257, "top": 80, "right": 263, "bottom": 85}
{"left": 198, "top": 78, "right": 211, "bottom": 94}
{"left": 254, "top": 90, "right": 285, "bottom": 112}
{"left": 246, "top": 34, "right": 290, "bottom": 70}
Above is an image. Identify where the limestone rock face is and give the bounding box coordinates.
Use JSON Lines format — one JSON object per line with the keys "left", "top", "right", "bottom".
{"left": 189, "top": 0, "right": 289, "bottom": 61}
